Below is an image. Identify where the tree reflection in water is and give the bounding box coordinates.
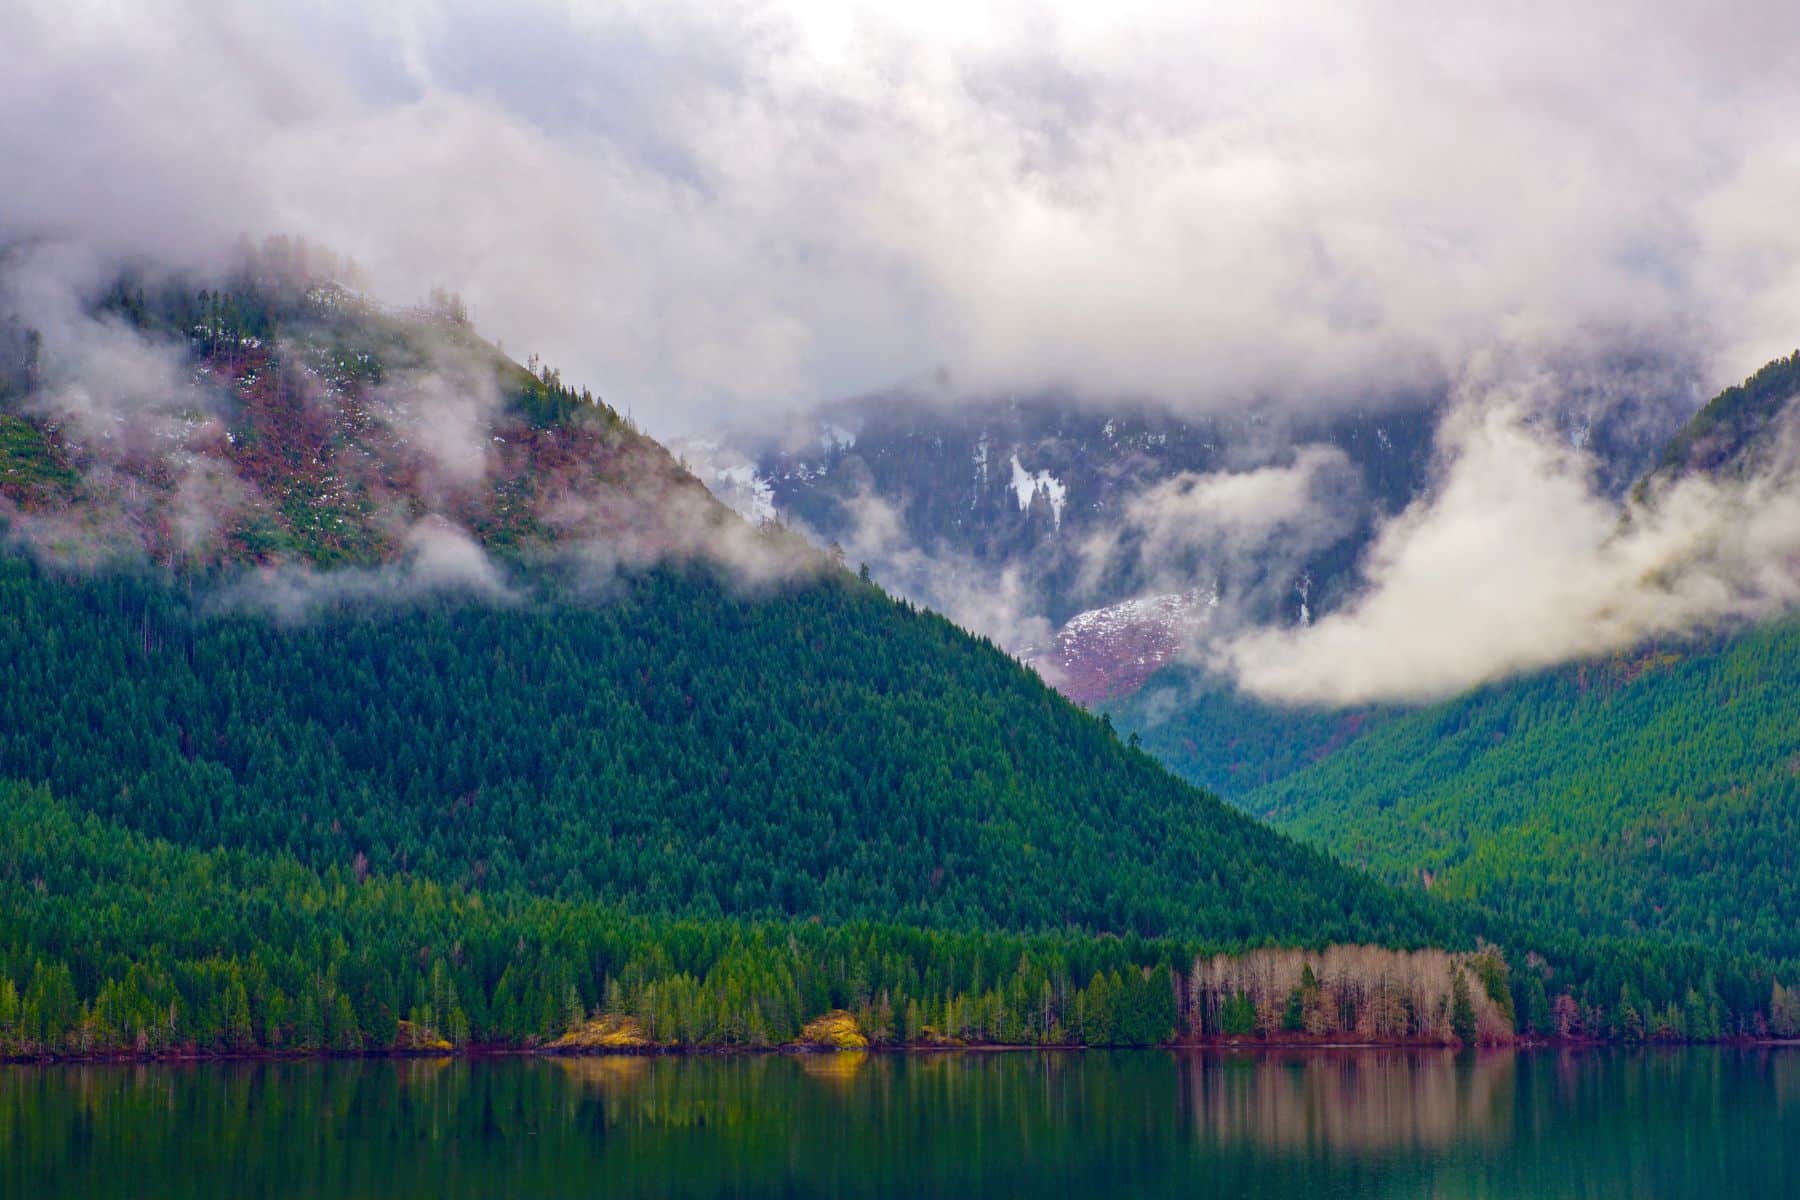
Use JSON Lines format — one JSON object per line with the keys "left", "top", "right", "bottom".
{"left": 2, "top": 1049, "right": 1796, "bottom": 1198}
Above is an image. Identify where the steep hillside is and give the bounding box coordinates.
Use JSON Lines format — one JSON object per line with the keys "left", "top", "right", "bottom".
{"left": 1222, "top": 351, "right": 1800, "bottom": 964}
{"left": 1251, "top": 628, "right": 1800, "bottom": 963}
{"left": 0, "top": 554, "right": 1453, "bottom": 945}
{"left": 1649, "top": 350, "right": 1800, "bottom": 483}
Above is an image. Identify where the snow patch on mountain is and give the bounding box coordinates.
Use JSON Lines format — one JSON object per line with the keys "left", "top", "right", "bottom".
{"left": 673, "top": 436, "right": 777, "bottom": 525}
{"left": 1009, "top": 454, "right": 1067, "bottom": 528}
{"left": 1022, "top": 590, "right": 1211, "bottom": 705}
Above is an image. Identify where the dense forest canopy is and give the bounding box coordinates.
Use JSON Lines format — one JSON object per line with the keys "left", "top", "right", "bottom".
{"left": 1, "top": 780, "right": 1782, "bottom": 1058}
{"left": 0, "top": 245, "right": 1792, "bottom": 1058}
{"left": 1247, "top": 628, "right": 1800, "bottom": 963}
{"left": 0, "top": 554, "right": 1453, "bottom": 945}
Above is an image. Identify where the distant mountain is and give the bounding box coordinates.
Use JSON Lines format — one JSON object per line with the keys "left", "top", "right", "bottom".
{"left": 682, "top": 358, "right": 1697, "bottom": 715}
{"left": 1021, "top": 590, "right": 1211, "bottom": 706}
{"left": 682, "top": 391, "right": 1441, "bottom": 636}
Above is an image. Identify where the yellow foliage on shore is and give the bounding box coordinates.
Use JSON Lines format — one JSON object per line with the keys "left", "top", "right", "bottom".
{"left": 547, "top": 1013, "right": 654, "bottom": 1052}
{"left": 797, "top": 1010, "right": 868, "bottom": 1050}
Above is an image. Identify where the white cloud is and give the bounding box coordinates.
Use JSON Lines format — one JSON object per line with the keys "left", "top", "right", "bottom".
{"left": 2, "top": 2, "right": 1798, "bottom": 435}
{"left": 827, "top": 485, "right": 1056, "bottom": 650}
{"left": 210, "top": 517, "right": 517, "bottom": 622}
{"left": 1220, "top": 359, "right": 1800, "bottom": 704}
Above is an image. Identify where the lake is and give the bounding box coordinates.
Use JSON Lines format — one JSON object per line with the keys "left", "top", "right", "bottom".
{"left": 3, "top": 1047, "right": 1795, "bottom": 1197}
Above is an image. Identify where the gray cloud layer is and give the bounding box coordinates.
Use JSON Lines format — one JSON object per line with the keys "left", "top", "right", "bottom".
{"left": 6, "top": 2, "right": 1800, "bottom": 436}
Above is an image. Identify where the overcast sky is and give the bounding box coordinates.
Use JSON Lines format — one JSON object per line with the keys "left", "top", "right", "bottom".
{"left": 6, "top": 0, "right": 1800, "bottom": 436}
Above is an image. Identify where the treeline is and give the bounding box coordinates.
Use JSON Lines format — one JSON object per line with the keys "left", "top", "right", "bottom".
{"left": 1187, "top": 947, "right": 1515, "bottom": 1045}
{"left": 0, "top": 780, "right": 1190, "bottom": 1057}
{"left": 1185, "top": 940, "right": 1790, "bottom": 1044}
{"left": 0, "top": 783, "right": 1789, "bottom": 1059}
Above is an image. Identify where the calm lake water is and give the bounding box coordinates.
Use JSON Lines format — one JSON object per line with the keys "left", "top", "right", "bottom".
{"left": 3, "top": 1048, "right": 1795, "bottom": 1198}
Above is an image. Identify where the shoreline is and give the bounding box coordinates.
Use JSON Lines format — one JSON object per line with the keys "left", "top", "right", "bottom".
{"left": 9, "top": 1036, "right": 1799, "bottom": 1067}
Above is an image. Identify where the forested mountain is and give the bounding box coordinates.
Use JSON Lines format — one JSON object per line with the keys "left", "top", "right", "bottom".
{"left": 0, "top": 554, "right": 1446, "bottom": 944}
{"left": 1158, "top": 354, "right": 1800, "bottom": 965}
{"left": 0, "top": 245, "right": 1512, "bottom": 1055}
{"left": 1107, "top": 350, "right": 1800, "bottom": 800}
{"left": 0, "top": 243, "right": 1456, "bottom": 945}
{"left": 1246, "top": 627, "right": 1800, "bottom": 964}
{"left": 0, "top": 246, "right": 1788, "bottom": 1058}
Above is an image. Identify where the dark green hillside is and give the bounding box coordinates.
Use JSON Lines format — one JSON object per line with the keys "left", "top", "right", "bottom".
{"left": 1242, "top": 351, "right": 1800, "bottom": 965}
{"left": 0, "top": 245, "right": 1461, "bottom": 950}
{"left": 4, "top": 245, "right": 1782, "bottom": 1058}
{"left": 1650, "top": 350, "right": 1800, "bottom": 482}
{"left": 1105, "top": 666, "right": 1390, "bottom": 798}
{"left": 1252, "top": 629, "right": 1800, "bottom": 962}
{"left": 0, "top": 554, "right": 1454, "bottom": 946}
{"left": 2, "top": 780, "right": 1780, "bottom": 1056}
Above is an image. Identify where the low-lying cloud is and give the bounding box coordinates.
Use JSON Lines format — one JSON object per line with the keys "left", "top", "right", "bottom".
{"left": 822, "top": 486, "right": 1055, "bottom": 652}
{"left": 1219, "top": 361, "right": 1800, "bottom": 704}
{"left": 1080, "top": 445, "right": 1364, "bottom": 618}
{"left": 213, "top": 517, "right": 519, "bottom": 623}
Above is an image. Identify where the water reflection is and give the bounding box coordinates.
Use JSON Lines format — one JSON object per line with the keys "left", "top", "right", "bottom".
{"left": 1181, "top": 1049, "right": 1516, "bottom": 1152}
{"left": 799, "top": 1049, "right": 870, "bottom": 1082}
{"left": 2, "top": 1049, "right": 1795, "bottom": 1198}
